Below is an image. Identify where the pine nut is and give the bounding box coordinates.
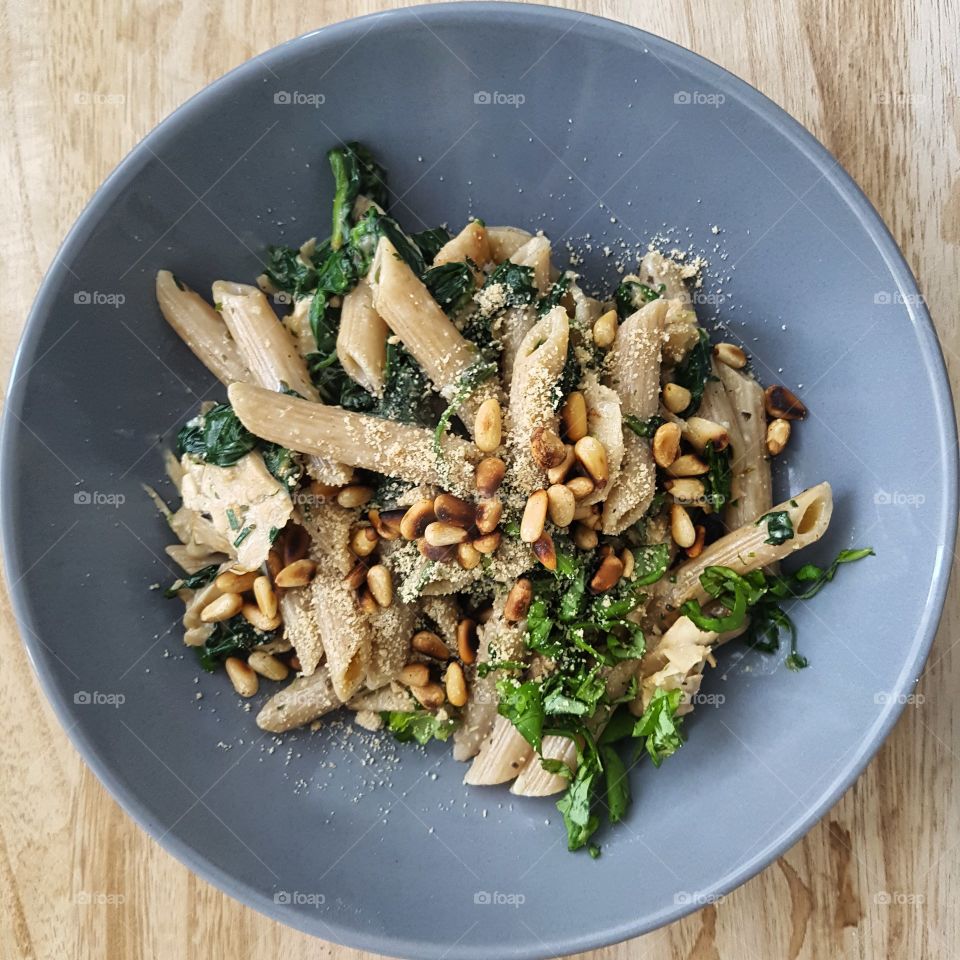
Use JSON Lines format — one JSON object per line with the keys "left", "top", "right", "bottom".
{"left": 590, "top": 554, "right": 624, "bottom": 593}
{"left": 620, "top": 548, "right": 635, "bottom": 579}
{"left": 358, "top": 586, "right": 379, "bottom": 615}
{"left": 561, "top": 391, "right": 588, "bottom": 441}
{"left": 434, "top": 493, "right": 476, "bottom": 528}
{"left": 344, "top": 560, "right": 368, "bottom": 590}
{"left": 400, "top": 662, "right": 430, "bottom": 687}
{"left": 400, "top": 499, "right": 436, "bottom": 540}
{"left": 573, "top": 501, "right": 597, "bottom": 521}
{"left": 253, "top": 575, "right": 278, "bottom": 619}
{"left": 457, "top": 618, "right": 478, "bottom": 664}
{"left": 532, "top": 532, "right": 557, "bottom": 571}
{"left": 241, "top": 601, "right": 281, "bottom": 632}
{"left": 288, "top": 654, "right": 302, "bottom": 672}
{"left": 474, "top": 397, "right": 502, "bottom": 452}
{"left": 412, "top": 630, "right": 450, "bottom": 660}
{"left": 477, "top": 606, "right": 493, "bottom": 624}
{"left": 593, "top": 309, "right": 618, "bottom": 348}
{"left": 665, "top": 478, "right": 707, "bottom": 504}
{"left": 766, "top": 418, "right": 792, "bottom": 456}
{"left": 683, "top": 417, "right": 729, "bottom": 453}
{"left": 370, "top": 508, "right": 404, "bottom": 540}
{"left": 714, "top": 342, "right": 747, "bottom": 369}
{"left": 366, "top": 564, "right": 393, "bottom": 607}
{"left": 247, "top": 650, "right": 289, "bottom": 682}
{"left": 652, "top": 422, "right": 682, "bottom": 468}
{"left": 670, "top": 503, "right": 696, "bottom": 548}
{"left": 412, "top": 682, "right": 446, "bottom": 710}
{"left": 667, "top": 454, "right": 710, "bottom": 477}
{"left": 475, "top": 456, "right": 506, "bottom": 497}
{"left": 225, "top": 657, "right": 258, "bottom": 697}
{"left": 200, "top": 593, "right": 243, "bottom": 623}
{"left": 764, "top": 384, "right": 807, "bottom": 420}
{"left": 424, "top": 521, "right": 468, "bottom": 546}
{"left": 546, "top": 483, "right": 576, "bottom": 527}
{"left": 686, "top": 525, "right": 707, "bottom": 559}
{"left": 547, "top": 444, "right": 576, "bottom": 484}
{"left": 419, "top": 539, "right": 458, "bottom": 563}
{"left": 445, "top": 662, "right": 468, "bottom": 707}
{"left": 472, "top": 531, "right": 502, "bottom": 554}
{"left": 475, "top": 498, "right": 502, "bottom": 535}
{"left": 266, "top": 548, "right": 283, "bottom": 580}
{"left": 308, "top": 480, "right": 341, "bottom": 501}
{"left": 573, "top": 522, "right": 598, "bottom": 550}
{"left": 457, "top": 542, "right": 482, "bottom": 570}
{"left": 520, "top": 490, "right": 549, "bottom": 543}
{"left": 598, "top": 544, "right": 614, "bottom": 558}
{"left": 504, "top": 578, "right": 533, "bottom": 622}
{"left": 565, "top": 475, "right": 595, "bottom": 500}
{"left": 336, "top": 484, "right": 374, "bottom": 509}
{"left": 350, "top": 525, "right": 379, "bottom": 557}
{"left": 663, "top": 382, "right": 692, "bottom": 414}
{"left": 215, "top": 570, "right": 258, "bottom": 593}
{"left": 275, "top": 558, "right": 318, "bottom": 588}
{"left": 531, "top": 426, "right": 567, "bottom": 470}
{"left": 281, "top": 523, "right": 311, "bottom": 565}
{"left": 574, "top": 437, "right": 608, "bottom": 486}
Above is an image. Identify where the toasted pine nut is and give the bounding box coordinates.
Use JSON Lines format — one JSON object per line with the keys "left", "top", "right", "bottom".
{"left": 370, "top": 508, "right": 404, "bottom": 540}
{"left": 475, "top": 456, "right": 506, "bottom": 497}
{"left": 366, "top": 564, "right": 393, "bottom": 607}
{"left": 336, "top": 484, "right": 374, "bottom": 509}
{"left": 307, "top": 480, "right": 341, "bottom": 500}
{"left": 434, "top": 493, "right": 476, "bottom": 528}
{"left": 546, "top": 483, "right": 576, "bottom": 527}
{"left": 598, "top": 544, "right": 614, "bottom": 558}
{"left": 520, "top": 490, "right": 549, "bottom": 543}
{"left": 574, "top": 436, "right": 608, "bottom": 486}
{"left": 532, "top": 532, "right": 557, "bottom": 571}
{"left": 573, "top": 501, "right": 598, "bottom": 521}
{"left": 241, "top": 601, "right": 281, "bottom": 632}
{"left": 573, "top": 522, "right": 599, "bottom": 550}
{"left": 475, "top": 498, "right": 502, "bottom": 535}
{"left": 357, "top": 586, "right": 379, "bottom": 615}
{"left": 281, "top": 523, "right": 311, "bottom": 565}
{"left": 344, "top": 560, "right": 368, "bottom": 590}
{"left": 590, "top": 554, "right": 624, "bottom": 593}
{"left": 652, "top": 422, "right": 682, "bottom": 468}
{"left": 714, "top": 342, "right": 747, "bottom": 369}
{"left": 667, "top": 454, "right": 710, "bottom": 477}
{"left": 457, "top": 542, "right": 482, "bottom": 570}
{"left": 546, "top": 444, "right": 576, "bottom": 484}
{"left": 400, "top": 662, "right": 430, "bottom": 687}
{"left": 683, "top": 417, "right": 730, "bottom": 453}
{"left": 412, "top": 630, "right": 450, "bottom": 660}
{"left": 561, "top": 391, "right": 588, "bottom": 441}
{"left": 350, "top": 525, "right": 379, "bottom": 557}
{"left": 670, "top": 503, "right": 697, "bottom": 548}
{"left": 275, "top": 558, "right": 318, "bottom": 588}
{"left": 477, "top": 606, "right": 493, "bottom": 624}
{"left": 474, "top": 397, "right": 503, "bottom": 452}
{"left": 400, "top": 498, "right": 436, "bottom": 540}
{"left": 457, "top": 619, "right": 478, "bottom": 664}
{"left": 418, "top": 539, "right": 458, "bottom": 563}
{"left": 665, "top": 478, "right": 707, "bottom": 504}
{"left": 224, "top": 657, "right": 258, "bottom": 697}
{"left": 424, "top": 521, "right": 468, "bottom": 547}
{"left": 200, "top": 593, "right": 243, "bottom": 623}
{"left": 565, "top": 475, "right": 595, "bottom": 500}
{"left": 288, "top": 654, "right": 302, "bottom": 672}
{"left": 215, "top": 570, "right": 258, "bottom": 593}
{"left": 663, "top": 382, "right": 692, "bottom": 414}
{"left": 620, "top": 548, "right": 635, "bottom": 580}
{"left": 686, "top": 525, "right": 707, "bottom": 559}
{"left": 764, "top": 384, "right": 807, "bottom": 420}
{"left": 253, "top": 575, "right": 278, "bottom": 620}
{"left": 266, "top": 548, "right": 283, "bottom": 580}
{"left": 593, "top": 309, "right": 618, "bottom": 348}
{"left": 504, "top": 578, "right": 533, "bottom": 622}
{"left": 247, "top": 650, "right": 289, "bottom": 682}
{"left": 412, "top": 682, "right": 446, "bottom": 710}
{"left": 445, "top": 662, "right": 468, "bottom": 707}
{"left": 472, "top": 531, "right": 502, "bottom": 554}
{"left": 766, "top": 418, "right": 792, "bottom": 456}
{"left": 531, "top": 426, "right": 567, "bottom": 470}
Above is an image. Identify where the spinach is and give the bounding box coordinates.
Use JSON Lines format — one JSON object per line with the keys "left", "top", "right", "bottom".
{"left": 376, "top": 341, "right": 435, "bottom": 426}
{"left": 615, "top": 279, "right": 663, "bottom": 320}
{"left": 555, "top": 736, "right": 602, "bottom": 851}
{"left": 484, "top": 260, "right": 538, "bottom": 307}
{"left": 703, "top": 442, "right": 733, "bottom": 512}
{"left": 423, "top": 261, "right": 475, "bottom": 314}
{"left": 757, "top": 510, "right": 794, "bottom": 546}
{"left": 382, "top": 710, "right": 457, "bottom": 745}
{"left": 410, "top": 226, "right": 452, "bottom": 262}
{"left": 554, "top": 341, "right": 582, "bottom": 410}
{"left": 624, "top": 414, "right": 665, "bottom": 439}
{"left": 328, "top": 141, "right": 388, "bottom": 250}
{"left": 196, "top": 614, "right": 278, "bottom": 672}
{"left": 432, "top": 359, "right": 498, "bottom": 458}
{"left": 262, "top": 245, "right": 317, "bottom": 299}
{"left": 630, "top": 543, "right": 671, "bottom": 586}
{"left": 631, "top": 688, "right": 684, "bottom": 766}
{"left": 261, "top": 444, "right": 303, "bottom": 489}
{"left": 176, "top": 403, "right": 258, "bottom": 467}
{"left": 163, "top": 564, "right": 218, "bottom": 599}
{"left": 537, "top": 274, "right": 572, "bottom": 317}
{"left": 672, "top": 328, "right": 714, "bottom": 417}
{"left": 496, "top": 679, "right": 545, "bottom": 752}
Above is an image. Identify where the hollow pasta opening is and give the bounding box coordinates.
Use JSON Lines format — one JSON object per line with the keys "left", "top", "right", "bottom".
{"left": 796, "top": 496, "right": 826, "bottom": 535}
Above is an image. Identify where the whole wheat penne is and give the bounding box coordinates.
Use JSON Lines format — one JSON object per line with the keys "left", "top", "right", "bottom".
{"left": 337, "top": 277, "right": 388, "bottom": 395}
{"left": 486, "top": 225, "right": 533, "bottom": 263}
{"left": 463, "top": 714, "right": 534, "bottom": 785}
{"left": 256, "top": 666, "right": 341, "bottom": 733}
{"left": 433, "top": 220, "right": 491, "bottom": 270}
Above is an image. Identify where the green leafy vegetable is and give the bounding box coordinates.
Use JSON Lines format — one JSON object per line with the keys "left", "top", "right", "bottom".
{"left": 630, "top": 543, "right": 672, "bottom": 586}
{"left": 376, "top": 341, "right": 436, "bottom": 426}
{"left": 537, "top": 274, "right": 571, "bottom": 317}
{"left": 632, "top": 688, "right": 684, "bottom": 766}
{"left": 757, "top": 510, "right": 795, "bottom": 546}
{"left": 176, "top": 403, "right": 258, "bottom": 467}
{"left": 328, "top": 142, "right": 388, "bottom": 250}
{"left": 261, "top": 444, "right": 303, "bottom": 489}
{"left": 484, "top": 260, "right": 538, "bottom": 307}
{"left": 496, "top": 679, "right": 545, "bottom": 752}
{"left": 381, "top": 710, "right": 457, "bottom": 745}
{"left": 262, "top": 245, "right": 316, "bottom": 299}
{"left": 410, "top": 226, "right": 452, "bottom": 262}
{"left": 432, "top": 359, "right": 498, "bottom": 458}
{"left": 423, "top": 261, "right": 475, "bottom": 314}
{"left": 624, "top": 414, "right": 666, "bottom": 439}
{"left": 163, "top": 564, "right": 219, "bottom": 599}
{"left": 702, "top": 442, "right": 733, "bottom": 512}
{"left": 671, "top": 328, "right": 714, "bottom": 417}
{"left": 195, "top": 614, "right": 278, "bottom": 672}
{"left": 615, "top": 279, "right": 663, "bottom": 320}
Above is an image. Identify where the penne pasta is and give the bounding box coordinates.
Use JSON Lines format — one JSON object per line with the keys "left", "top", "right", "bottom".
{"left": 486, "top": 225, "right": 533, "bottom": 263}
{"left": 337, "top": 277, "right": 388, "bottom": 395}
{"left": 433, "top": 220, "right": 491, "bottom": 270}
{"left": 256, "top": 666, "right": 341, "bottom": 733}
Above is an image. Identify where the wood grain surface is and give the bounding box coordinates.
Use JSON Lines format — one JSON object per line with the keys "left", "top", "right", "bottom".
{"left": 1, "top": 1, "right": 957, "bottom": 958}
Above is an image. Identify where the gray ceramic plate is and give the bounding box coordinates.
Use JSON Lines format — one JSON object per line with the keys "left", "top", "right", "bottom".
{"left": 3, "top": 4, "right": 956, "bottom": 958}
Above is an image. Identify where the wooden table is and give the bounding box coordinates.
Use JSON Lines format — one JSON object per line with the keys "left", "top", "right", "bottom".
{"left": 1, "top": 1, "right": 957, "bottom": 957}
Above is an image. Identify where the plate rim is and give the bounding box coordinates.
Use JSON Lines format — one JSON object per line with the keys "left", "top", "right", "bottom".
{"left": 2, "top": 3, "right": 957, "bottom": 958}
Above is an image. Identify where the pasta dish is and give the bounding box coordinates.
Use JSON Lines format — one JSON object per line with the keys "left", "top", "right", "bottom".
{"left": 151, "top": 142, "right": 870, "bottom": 853}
